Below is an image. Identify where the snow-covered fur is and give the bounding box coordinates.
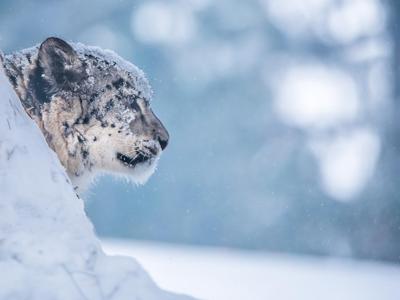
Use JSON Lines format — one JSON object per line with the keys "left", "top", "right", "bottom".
{"left": 2, "top": 37, "right": 169, "bottom": 192}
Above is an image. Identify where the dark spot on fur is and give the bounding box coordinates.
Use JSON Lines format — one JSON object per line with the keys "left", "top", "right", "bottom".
{"left": 84, "top": 54, "right": 97, "bottom": 66}
{"left": 105, "top": 99, "right": 114, "bottom": 111}
{"left": 90, "top": 92, "right": 98, "bottom": 103}
{"left": 81, "top": 115, "right": 90, "bottom": 124}
{"left": 62, "top": 122, "right": 72, "bottom": 136}
{"left": 90, "top": 108, "right": 99, "bottom": 116}
{"left": 85, "top": 54, "right": 95, "bottom": 59}
{"left": 111, "top": 123, "right": 116, "bottom": 128}
{"left": 112, "top": 78, "right": 124, "bottom": 89}
{"left": 118, "top": 130, "right": 122, "bottom": 133}
{"left": 82, "top": 150, "right": 89, "bottom": 159}
{"left": 106, "top": 84, "right": 112, "bottom": 90}
{"left": 77, "top": 136, "right": 84, "bottom": 143}
{"left": 93, "top": 137, "right": 97, "bottom": 142}
{"left": 101, "top": 121, "right": 109, "bottom": 128}
{"left": 26, "top": 53, "right": 32, "bottom": 63}
{"left": 8, "top": 74, "right": 17, "bottom": 87}
{"left": 108, "top": 133, "right": 112, "bottom": 137}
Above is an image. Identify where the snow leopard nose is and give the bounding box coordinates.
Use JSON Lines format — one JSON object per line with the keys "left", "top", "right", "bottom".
{"left": 130, "top": 105, "right": 169, "bottom": 151}
{"left": 158, "top": 136, "right": 168, "bottom": 151}
{"left": 148, "top": 109, "right": 169, "bottom": 151}
{"left": 155, "top": 123, "right": 169, "bottom": 151}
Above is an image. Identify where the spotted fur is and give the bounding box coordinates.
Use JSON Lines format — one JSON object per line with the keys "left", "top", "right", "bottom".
{"left": 2, "top": 37, "right": 169, "bottom": 192}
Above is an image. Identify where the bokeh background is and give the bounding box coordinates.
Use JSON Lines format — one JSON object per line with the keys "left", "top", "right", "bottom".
{"left": 1, "top": 0, "right": 399, "bottom": 263}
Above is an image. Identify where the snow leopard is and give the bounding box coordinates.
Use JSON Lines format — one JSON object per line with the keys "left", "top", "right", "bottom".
{"left": 1, "top": 37, "right": 169, "bottom": 192}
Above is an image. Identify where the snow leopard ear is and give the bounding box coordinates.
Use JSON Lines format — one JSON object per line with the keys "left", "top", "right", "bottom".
{"left": 38, "top": 37, "right": 85, "bottom": 91}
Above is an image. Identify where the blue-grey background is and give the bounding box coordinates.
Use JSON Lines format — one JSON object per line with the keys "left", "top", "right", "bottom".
{"left": 1, "top": 0, "right": 399, "bottom": 262}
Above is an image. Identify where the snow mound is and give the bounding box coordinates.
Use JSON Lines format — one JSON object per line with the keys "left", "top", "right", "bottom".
{"left": 0, "top": 59, "right": 193, "bottom": 300}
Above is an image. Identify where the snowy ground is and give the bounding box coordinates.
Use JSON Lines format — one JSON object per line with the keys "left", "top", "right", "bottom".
{"left": 103, "top": 239, "right": 400, "bottom": 300}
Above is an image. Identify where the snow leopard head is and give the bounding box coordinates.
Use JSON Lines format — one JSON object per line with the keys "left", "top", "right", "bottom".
{"left": 3, "top": 37, "right": 169, "bottom": 191}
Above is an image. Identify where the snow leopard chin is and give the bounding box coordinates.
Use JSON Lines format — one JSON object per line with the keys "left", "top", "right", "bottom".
{"left": 72, "top": 154, "right": 160, "bottom": 194}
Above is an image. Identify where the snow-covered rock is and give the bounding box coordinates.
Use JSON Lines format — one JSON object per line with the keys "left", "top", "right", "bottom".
{"left": 0, "top": 58, "right": 193, "bottom": 300}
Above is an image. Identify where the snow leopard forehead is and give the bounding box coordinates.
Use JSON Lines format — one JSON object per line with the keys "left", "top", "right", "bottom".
{"left": 70, "top": 42, "right": 153, "bottom": 101}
